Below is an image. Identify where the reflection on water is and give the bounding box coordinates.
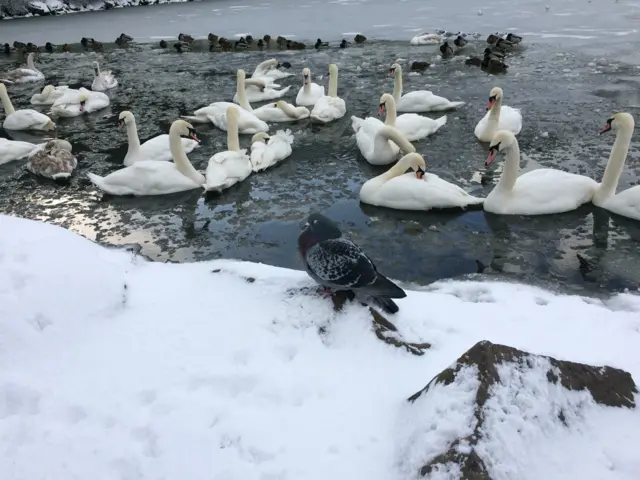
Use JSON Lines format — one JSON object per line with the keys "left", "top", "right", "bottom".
{"left": 0, "top": 38, "right": 639, "bottom": 295}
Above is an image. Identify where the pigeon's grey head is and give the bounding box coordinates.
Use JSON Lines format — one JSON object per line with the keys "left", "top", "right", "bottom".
{"left": 298, "top": 213, "right": 342, "bottom": 253}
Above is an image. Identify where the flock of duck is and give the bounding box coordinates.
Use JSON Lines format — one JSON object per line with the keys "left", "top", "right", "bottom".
{"left": 0, "top": 31, "right": 638, "bottom": 222}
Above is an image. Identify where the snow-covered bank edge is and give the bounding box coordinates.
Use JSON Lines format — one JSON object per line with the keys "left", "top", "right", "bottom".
{"left": 0, "top": 0, "right": 193, "bottom": 20}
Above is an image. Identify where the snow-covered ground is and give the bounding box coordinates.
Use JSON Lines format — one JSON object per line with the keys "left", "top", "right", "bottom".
{"left": 1, "top": 214, "right": 639, "bottom": 480}
{"left": 0, "top": 0, "right": 189, "bottom": 19}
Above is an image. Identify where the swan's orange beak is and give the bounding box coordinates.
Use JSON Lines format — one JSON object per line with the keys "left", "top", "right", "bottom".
{"left": 387, "top": 69, "right": 394, "bottom": 77}
{"left": 79, "top": 100, "right": 85, "bottom": 112}
{"left": 599, "top": 121, "right": 612, "bottom": 134}
{"left": 377, "top": 104, "right": 385, "bottom": 116}
{"left": 188, "top": 129, "right": 200, "bottom": 142}
{"left": 486, "top": 98, "right": 496, "bottom": 111}
{"left": 486, "top": 149, "right": 498, "bottom": 166}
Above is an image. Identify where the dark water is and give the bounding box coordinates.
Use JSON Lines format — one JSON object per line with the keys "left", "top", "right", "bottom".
{"left": 1, "top": 9, "right": 640, "bottom": 294}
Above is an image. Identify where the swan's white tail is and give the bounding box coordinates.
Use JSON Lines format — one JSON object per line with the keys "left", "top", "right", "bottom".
{"left": 87, "top": 172, "right": 110, "bottom": 192}
{"left": 447, "top": 101, "right": 465, "bottom": 108}
{"left": 274, "top": 129, "right": 294, "bottom": 145}
{"left": 51, "top": 172, "right": 72, "bottom": 180}
{"left": 435, "top": 115, "right": 447, "bottom": 129}
{"left": 181, "top": 115, "right": 210, "bottom": 124}
{"left": 351, "top": 115, "right": 364, "bottom": 133}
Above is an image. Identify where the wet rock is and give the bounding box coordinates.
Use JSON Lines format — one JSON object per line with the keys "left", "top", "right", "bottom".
{"left": 406, "top": 340, "right": 637, "bottom": 479}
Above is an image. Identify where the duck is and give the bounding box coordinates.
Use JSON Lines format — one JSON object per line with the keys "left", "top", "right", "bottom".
{"left": 486, "top": 33, "right": 501, "bottom": 44}
{"left": 0, "top": 84, "right": 55, "bottom": 131}
{"left": 257, "top": 39, "right": 265, "bottom": 49}
{"left": 30, "top": 84, "right": 70, "bottom": 105}
{"left": 233, "top": 76, "right": 290, "bottom": 103}
{"left": 87, "top": 120, "right": 205, "bottom": 196}
{"left": 26, "top": 139, "right": 77, "bottom": 180}
{"left": 0, "top": 52, "right": 44, "bottom": 84}
{"left": 118, "top": 110, "right": 199, "bottom": 166}
{"left": 62, "top": 43, "right": 72, "bottom": 52}
{"left": 592, "top": 112, "right": 640, "bottom": 221}
{"left": 439, "top": 41, "right": 454, "bottom": 58}
{"left": 315, "top": 38, "right": 329, "bottom": 49}
{"left": 235, "top": 37, "right": 248, "bottom": 50}
{"left": 474, "top": 87, "right": 522, "bottom": 142}
{"left": 89, "top": 39, "right": 103, "bottom": 51}
{"left": 0, "top": 138, "right": 40, "bottom": 165}
{"left": 178, "top": 33, "right": 194, "bottom": 44}
{"left": 245, "top": 35, "right": 254, "bottom": 45}
{"left": 351, "top": 117, "right": 416, "bottom": 165}
{"left": 159, "top": 39, "right": 168, "bottom": 48}
{"left": 252, "top": 100, "right": 310, "bottom": 122}
{"left": 354, "top": 34, "right": 367, "bottom": 43}
{"left": 263, "top": 34, "right": 272, "bottom": 45}
{"left": 377, "top": 93, "right": 446, "bottom": 142}
{"left": 295, "top": 67, "right": 325, "bottom": 107}
{"left": 465, "top": 56, "right": 482, "bottom": 67}
{"left": 183, "top": 69, "right": 269, "bottom": 134}
{"left": 80, "top": 37, "right": 94, "bottom": 49}
{"left": 204, "top": 106, "right": 252, "bottom": 193}
{"left": 483, "top": 130, "right": 598, "bottom": 215}
{"left": 360, "top": 152, "right": 483, "bottom": 211}
{"left": 45, "top": 42, "right": 55, "bottom": 53}
{"left": 286, "top": 40, "right": 306, "bottom": 50}
{"left": 340, "top": 39, "right": 350, "bottom": 48}
{"left": 50, "top": 88, "right": 109, "bottom": 117}
{"left": 251, "top": 58, "right": 293, "bottom": 80}
{"left": 410, "top": 61, "right": 430, "bottom": 72}
{"left": 249, "top": 130, "right": 294, "bottom": 172}
{"left": 495, "top": 38, "right": 514, "bottom": 52}
{"left": 276, "top": 36, "right": 288, "bottom": 48}
{"left": 453, "top": 35, "right": 468, "bottom": 48}
{"left": 310, "top": 63, "right": 347, "bottom": 124}
{"left": 91, "top": 61, "right": 117, "bottom": 91}
{"left": 481, "top": 54, "right": 509, "bottom": 74}
{"left": 506, "top": 33, "right": 523, "bottom": 44}
{"left": 208, "top": 33, "right": 219, "bottom": 43}
{"left": 115, "top": 33, "right": 133, "bottom": 46}
{"left": 389, "top": 63, "right": 465, "bottom": 112}
{"left": 3, "top": 43, "right": 11, "bottom": 55}
{"left": 409, "top": 32, "right": 442, "bottom": 45}
{"left": 484, "top": 47, "right": 505, "bottom": 60}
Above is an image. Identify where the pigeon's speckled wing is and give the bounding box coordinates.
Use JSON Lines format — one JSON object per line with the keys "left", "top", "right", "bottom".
{"left": 305, "top": 238, "right": 378, "bottom": 288}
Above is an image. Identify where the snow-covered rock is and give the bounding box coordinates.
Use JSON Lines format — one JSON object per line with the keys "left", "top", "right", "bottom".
{"left": 0, "top": 0, "right": 191, "bottom": 19}
{"left": 399, "top": 340, "right": 639, "bottom": 480}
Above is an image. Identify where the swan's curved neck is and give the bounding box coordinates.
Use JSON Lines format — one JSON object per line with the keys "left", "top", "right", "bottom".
{"left": 328, "top": 69, "right": 338, "bottom": 97}
{"left": 382, "top": 156, "right": 413, "bottom": 180}
{"left": 94, "top": 64, "right": 101, "bottom": 78}
{"left": 237, "top": 75, "right": 252, "bottom": 111}
{"left": 278, "top": 102, "right": 301, "bottom": 118}
{"left": 125, "top": 119, "right": 141, "bottom": 153}
{"left": 384, "top": 98, "right": 397, "bottom": 126}
{"left": 378, "top": 126, "right": 415, "bottom": 154}
{"left": 303, "top": 74, "right": 312, "bottom": 94}
{"left": 594, "top": 127, "right": 633, "bottom": 202}
{"left": 487, "top": 96, "right": 503, "bottom": 128}
{"left": 255, "top": 59, "right": 276, "bottom": 75}
{"left": 227, "top": 113, "right": 240, "bottom": 151}
{"left": 27, "top": 55, "right": 39, "bottom": 72}
{"left": 495, "top": 142, "right": 521, "bottom": 192}
{"left": 393, "top": 69, "right": 403, "bottom": 102}
{"left": 0, "top": 88, "right": 16, "bottom": 115}
{"left": 169, "top": 128, "right": 204, "bottom": 184}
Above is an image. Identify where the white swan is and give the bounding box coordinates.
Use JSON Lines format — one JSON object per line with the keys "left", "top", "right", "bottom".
{"left": 26, "top": 139, "right": 77, "bottom": 180}
{"left": 351, "top": 116, "right": 416, "bottom": 165}
{"left": 592, "top": 112, "right": 640, "bottom": 221}
{"left": 474, "top": 87, "right": 523, "bottom": 142}
{"left": 295, "top": 67, "right": 325, "bottom": 107}
{"left": 409, "top": 33, "right": 442, "bottom": 45}
{"left": 87, "top": 120, "right": 206, "bottom": 196}
{"left": 378, "top": 93, "right": 446, "bottom": 142}
{"left": 50, "top": 88, "right": 109, "bottom": 117}
{"left": 204, "top": 106, "right": 252, "bottom": 192}
{"left": 91, "top": 61, "right": 118, "bottom": 91}
{"left": 360, "top": 152, "right": 483, "bottom": 210}
{"left": 0, "top": 138, "right": 39, "bottom": 165}
{"left": 183, "top": 69, "right": 269, "bottom": 134}
{"left": 389, "top": 63, "right": 465, "bottom": 113}
{"left": 233, "top": 76, "right": 291, "bottom": 104}
{"left": 252, "top": 100, "right": 310, "bottom": 122}
{"left": 0, "top": 84, "right": 55, "bottom": 131}
{"left": 484, "top": 130, "right": 597, "bottom": 215}
{"left": 119, "top": 110, "right": 199, "bottom": 166}
{"left": 250, "top": 130, "right": 294, "bottom": 172}
{"left": 0, "top": 52, "right": 44, "bottom": 84}
{"left": 252, "top": 58, "right": 293, "bottom": 80}
{"left": 30, "top": 85, "right": 71, "bottom": 105}
{"left": 310, "top": 63, "right": 347, "bottom": 124}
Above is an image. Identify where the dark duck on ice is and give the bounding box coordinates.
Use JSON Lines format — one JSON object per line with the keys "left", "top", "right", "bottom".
{"left": 298, "top": 213, "right": 407, "bottom": 314}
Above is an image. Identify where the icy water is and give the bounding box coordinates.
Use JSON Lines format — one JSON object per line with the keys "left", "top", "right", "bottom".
{"left": 1, "top": 0, "right": 640, "bottom": 294}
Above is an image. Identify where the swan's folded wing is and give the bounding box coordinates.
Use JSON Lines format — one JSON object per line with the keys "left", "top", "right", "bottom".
{"left": 306, "top": 238, "right": 379, "bottom": 289}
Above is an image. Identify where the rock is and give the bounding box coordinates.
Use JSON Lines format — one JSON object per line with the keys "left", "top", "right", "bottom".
{"left": 0, "top": 0, "right": 190, "bottom": 19}
{"left": 402, "top": 340, "right": 638, "bottom": 479}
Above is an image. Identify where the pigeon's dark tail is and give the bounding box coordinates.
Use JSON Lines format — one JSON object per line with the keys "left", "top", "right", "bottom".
{"left": 373, "top": 296, "right": 400, "bottom": 314}
{"left": 368, "top": 273, "right": 407, "bottom": 299}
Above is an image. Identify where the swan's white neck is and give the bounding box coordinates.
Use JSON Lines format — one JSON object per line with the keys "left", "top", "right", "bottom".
{"left": 236, "top": 74, "right": 252, "bottom": 111}
{"left": 593, "top": 127, "right": 633, "bottom": 203}
{"left": 125, "top": 119, "right": 141, "bottom": 154}
{"left": 328, "top": 69, "right": 338, "bottom": 98}
{"left": 169, "top": 127, "right": 205, "bottom": 184}
{"left": 487, "top": 96, "right": 503, "bottom": 130}
{"left": 393, "top": 69, "right": 403, "bottom": 102}
{"left": 27, "top": 55, "right": 39, "bottom": 73}
{"left": 0, "top": 88, "right": 16, "bottom": 115}
{"left": 495, "top": 142, "right": 521, "bottom": 192}
{"left": 384, "top": 98, "right": 397, "bottom": 127}
{"left": 278, "top": 101, "right": 302, "bottom": 119}
{"left": 303, "top": 73, "right": 312, "bottom": 94}
{"left": 227, "top": 113, "right": 240, "bottom": 151}
{"left": 377, "top": 126, "right": 414, "bottom": 154}
{"left": 94, "top": 64, "right": 101, "bottom": 78}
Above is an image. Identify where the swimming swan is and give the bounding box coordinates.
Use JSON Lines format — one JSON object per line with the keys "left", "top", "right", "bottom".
{"left": 0, "top": 84, "right": 55, "bottom": 131}
{"left": 295, "top": 67, "right": 325, "bottom": 107}
{"left": 389, "top": 63, "right": 465, "bottom": 112}
{"left": 592, "top": 112, "right": 640, "bottom": 221}
{"left": 91, "top": 61, "right": 118, "bottom": 91}
{"left": 252, "top": 100, "right": 310, "bottom": 122}
{"left": 119, "top": 110, "right": 199, "bottom": 166}
{"left": 378, "top": 93, "right": 446, "bottom": 142}
{"left": 351, "top": 118, "right": 416, "bottom": 165}
{"left": 483, "top": 130, "right": 597, "bottom": 215}
{"left": 360, "top": 152, "right": 483, "bottom": 210}
{"left": 250, "top": 130, "right": 294, "bottom": 172}
{"left": 30, "top": 85, "right": 70, "bottom": 105}
{"left": 310, "top": 63, "right": 347, "bottom": 124}
{"left": 204, "top": 106, "right": 253, "bottom": 192}
{"left": 26, "top": 139, "right": 77, "bottom": 180}
{"left": 87, "top": 120, "right": 206, "bottom": 196}
{"left": 0, "top": 52, "right": 44, "bottom": 84}
{"left": 50, "top": 88, "right": 109, "bottom": 117}
{"left": 474, "top": 86, "right": 522, "bottom": 142}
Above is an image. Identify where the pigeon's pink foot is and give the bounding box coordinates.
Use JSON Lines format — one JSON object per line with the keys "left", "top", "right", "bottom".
{"left": 318, "top": 287, "right": 333, "bottom": 298}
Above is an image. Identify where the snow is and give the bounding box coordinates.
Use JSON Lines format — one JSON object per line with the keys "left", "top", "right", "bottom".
{"left": 1, "top": 214, "right": 640, "bottom": 480}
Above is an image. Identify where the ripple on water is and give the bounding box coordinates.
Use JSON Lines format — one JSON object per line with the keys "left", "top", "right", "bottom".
{"left": 0, "top": 40, "right": 639, "bottom": 294}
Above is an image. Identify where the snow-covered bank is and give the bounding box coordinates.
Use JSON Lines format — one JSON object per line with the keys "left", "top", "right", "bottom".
{"left": 0, "top": 0, "right": 191, "bottom": 20}
{"left": 1, "top": 214, "right": 639, "bottom": 480}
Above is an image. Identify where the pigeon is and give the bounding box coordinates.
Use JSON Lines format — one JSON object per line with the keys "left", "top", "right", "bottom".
{"left": 298, "top": 212, "right": 407, "bottom": 314}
